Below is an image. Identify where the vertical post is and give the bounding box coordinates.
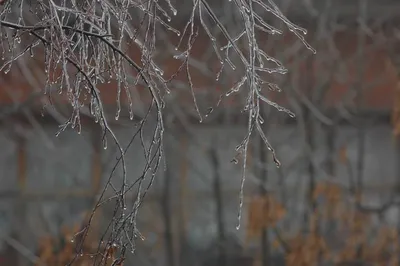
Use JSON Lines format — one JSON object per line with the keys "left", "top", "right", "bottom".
{"left": 386, "top": 19, "right": 400, "bottom": 242}
{"left": 79, "top": 126, "right": 103, "bottom": 259}
{"left": 162, "top": 136, "right": 175, "bottom": 266}
{"left": 325, "top": 123, "right": 336, "bottom": 178}
{"left": 91, "top": 129, "right": 102, "bottom": 195}
{"left": 15, "top": 135, "right": 28, "bottom": 266}
{"left": 17, "top": 138, "right": 27, "bottom": 192}
{"left": 88, "top": 127, "right": 103, "bottom": 245}
{"left": 395, "top": 77, "right": 400, "bottom": 241}
{"left": 177, "top": 133, "right": 188, "bottom": 266}
{"left": 258, "top": 105, "right": 269, "bottom": 266}
{"left": 304, "top": 103, "right": 316, "bottom": 214}
{"left": 210, "top": 143, "right": 226, "bottom": 266}
{"left": 354, "top": 0, "right": 367, "bottom": 200}
{"left": 302, "top": 51, "right": 317, "bottom": 229}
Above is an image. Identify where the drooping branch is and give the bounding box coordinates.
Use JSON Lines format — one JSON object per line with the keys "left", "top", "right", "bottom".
{"left": 0, "top": 0, "right": 316, "bottom": 263}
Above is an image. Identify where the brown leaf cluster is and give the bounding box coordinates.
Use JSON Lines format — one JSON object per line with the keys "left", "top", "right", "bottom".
{"left": 285, "top": 233, "right": 328, "bottom": 266}
{"left": 34, "top": 224, "right": 122, "bottom": 266}
{"left": 247, "top": 181, "right": 400, "bottom": 266}
{"left": 246, "top": 195, "right": 286, "bottom": 241}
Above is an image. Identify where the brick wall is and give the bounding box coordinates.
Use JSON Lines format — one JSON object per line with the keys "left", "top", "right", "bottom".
{"left": 0, "top": 28, "right": 397, "bottom": 111}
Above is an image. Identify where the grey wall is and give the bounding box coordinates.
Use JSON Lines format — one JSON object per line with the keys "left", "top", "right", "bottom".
{"left": 0, "top": 122, "right": 398, "bottom": 262}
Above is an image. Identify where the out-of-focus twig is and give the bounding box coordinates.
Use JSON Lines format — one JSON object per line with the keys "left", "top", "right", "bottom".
{"left": 2, "top": 236, "right": 46, "bottom": 266}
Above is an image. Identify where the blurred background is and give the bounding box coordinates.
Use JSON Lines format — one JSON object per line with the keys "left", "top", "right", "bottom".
{"left": 1, "top": 0, "right": 400, "bottom": 265}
